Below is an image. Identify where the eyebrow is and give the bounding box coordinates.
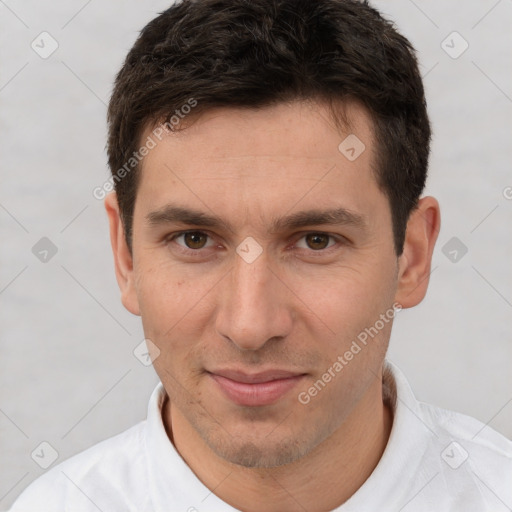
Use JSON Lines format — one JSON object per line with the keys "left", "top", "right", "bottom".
{"left": 146, "top": 204, "right": 368, "bottom": 233}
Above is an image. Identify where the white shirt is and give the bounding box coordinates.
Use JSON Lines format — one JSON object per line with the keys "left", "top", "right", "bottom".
{"left": 9, "top": 361, "right": 512, "bottom": 512}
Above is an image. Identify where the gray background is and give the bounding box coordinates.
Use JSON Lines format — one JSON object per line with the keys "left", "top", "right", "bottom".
{"left": 1, "top": 0, "right": 511, "bottom": 508}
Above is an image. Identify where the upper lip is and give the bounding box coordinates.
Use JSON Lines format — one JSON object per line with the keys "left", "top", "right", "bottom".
{"left": 208, "top": 369, "right": 306, "bottom": 384}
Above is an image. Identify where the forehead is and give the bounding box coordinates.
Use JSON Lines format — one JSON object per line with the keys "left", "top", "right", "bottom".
{"left": 134, "top": 100, "right": 389, "bottom": 234}
{"left": 144, "top": 100, "right": 373, "bottom": 163}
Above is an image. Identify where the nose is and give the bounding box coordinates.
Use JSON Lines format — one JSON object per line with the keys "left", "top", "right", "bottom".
{"left": 215, "top": 246, "right": 293, "bottom": 351}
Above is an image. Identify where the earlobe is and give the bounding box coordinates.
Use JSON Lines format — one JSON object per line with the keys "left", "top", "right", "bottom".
{"left": 394, "top": 196, "right": 441, "bottom": 309}
{"left": 104, "top": 193, "right": 141, "bottom": 316}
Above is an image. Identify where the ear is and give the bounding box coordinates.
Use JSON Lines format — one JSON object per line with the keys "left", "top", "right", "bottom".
{"left": 104, "top": 192, "right": 140, "bottom": 316}
{"left": 394, "top": 196, "right": 441, "bottom": 308}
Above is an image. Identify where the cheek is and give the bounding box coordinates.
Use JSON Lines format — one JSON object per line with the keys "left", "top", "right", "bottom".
{"left": 135, "top": 258, "right": 210, "bottom": 330}
{"left": 290, "top": 259, "right": 394, "bottom": 346}
{"left": 134, "top": 259, "right": 219, "bottom": 378}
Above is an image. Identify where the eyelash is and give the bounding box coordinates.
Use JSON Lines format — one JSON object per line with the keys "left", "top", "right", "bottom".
{"left": 165, "top": 230, "right": 346, "bottom": 258}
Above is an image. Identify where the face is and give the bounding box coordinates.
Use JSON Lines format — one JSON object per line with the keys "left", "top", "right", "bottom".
{"left": 119, "top": 100, "right": 403, "bottom": 468}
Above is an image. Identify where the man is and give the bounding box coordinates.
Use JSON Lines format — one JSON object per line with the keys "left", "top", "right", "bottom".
{"left": 10, "top": 0, "right": 512, "bottom": 510}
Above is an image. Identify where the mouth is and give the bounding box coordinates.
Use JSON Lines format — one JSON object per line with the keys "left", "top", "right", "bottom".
{"left": 207, "top": 369, "right": 307, "bottom": 407}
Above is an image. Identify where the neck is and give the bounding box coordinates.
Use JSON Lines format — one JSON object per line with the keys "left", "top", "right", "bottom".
{"left": 164, "top": 377, "right": 392, "bottom": 512}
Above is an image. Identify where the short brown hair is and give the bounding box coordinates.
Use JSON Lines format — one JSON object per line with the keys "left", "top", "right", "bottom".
{"left": 107, "top": 0, "right": 430, "bottom": 256}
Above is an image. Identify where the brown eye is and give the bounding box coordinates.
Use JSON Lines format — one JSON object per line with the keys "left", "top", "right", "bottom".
{"left": 183, "top": 231, "right": 208, "bottom": 249}
{"left": 305, "top": 233, "right": 330, "bottom": 250}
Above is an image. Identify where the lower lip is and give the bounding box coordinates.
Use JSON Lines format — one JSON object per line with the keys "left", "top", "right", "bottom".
{"left": 209, "top": 373, "right": 305, "bottom": 406}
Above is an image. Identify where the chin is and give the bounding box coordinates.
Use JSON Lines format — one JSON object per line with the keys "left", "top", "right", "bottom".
{"left": 206, "top": 431, "right": 314, "bottom": 469}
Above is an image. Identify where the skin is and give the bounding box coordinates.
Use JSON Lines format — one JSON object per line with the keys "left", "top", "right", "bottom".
{"left": 105, "top": 99, "right": 440, "bottom": 511}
